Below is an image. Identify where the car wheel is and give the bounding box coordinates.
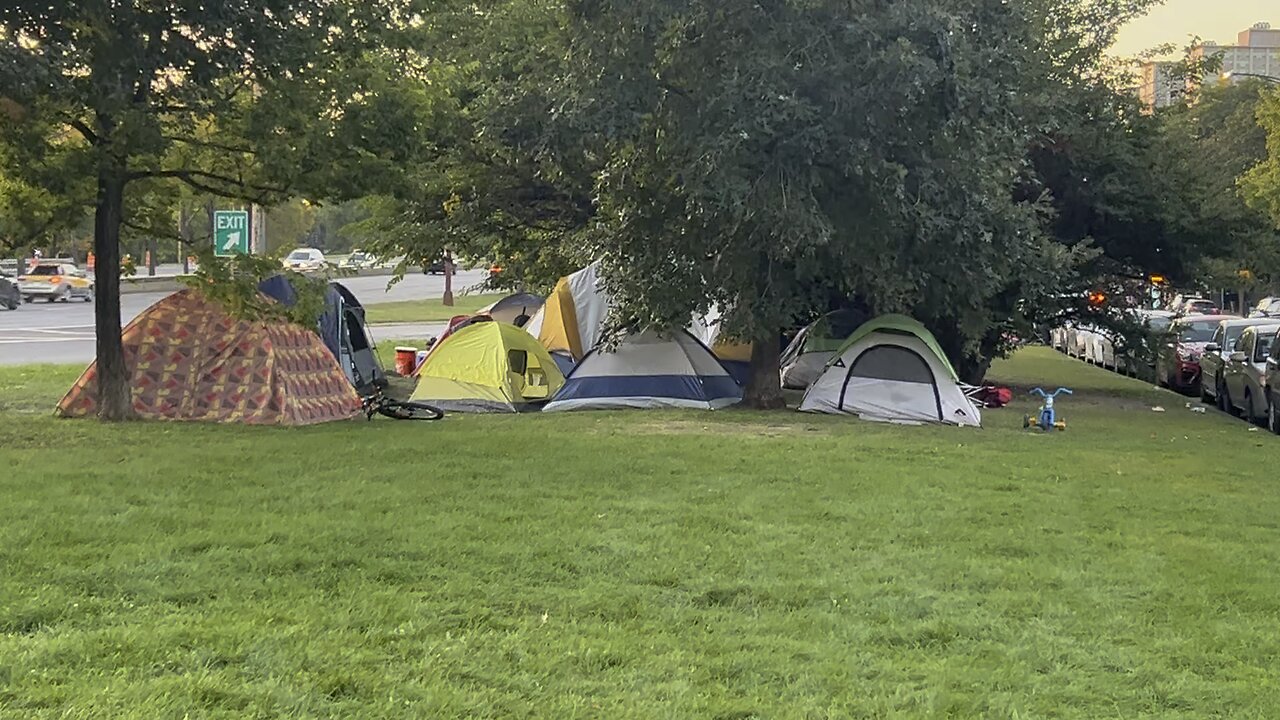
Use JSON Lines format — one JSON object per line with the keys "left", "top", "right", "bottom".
{"left": 1228, "top": 388, "right": 1243, "bottom": 418}
{"left": 22, "top": 296, "right": 32, "bottom": 304}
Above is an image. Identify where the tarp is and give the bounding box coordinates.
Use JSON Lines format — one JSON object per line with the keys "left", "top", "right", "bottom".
{"left": 479, "top": 292, "right": 544, "bottom": 327}
{"left": 544, "top": 328, "right": 742, "bottom": 412}
{"left": 410, "top": 321, "right": 565, "bottom": 413}
{"left": 798, "top": 314, "right": 979, "bottom": 427}
{"left": 56, "top": 289, "right": 360, "bottom": 425}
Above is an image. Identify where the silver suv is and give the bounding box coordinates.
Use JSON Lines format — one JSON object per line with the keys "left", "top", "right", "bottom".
{"left": 1224, "top": 324, "right": 1280, "bottom": 424}
{"left": 1200, "top": 317, "right": 1278, "bottom": 406}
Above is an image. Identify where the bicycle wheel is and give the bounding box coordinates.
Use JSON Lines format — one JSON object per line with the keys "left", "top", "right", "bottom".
{"left": 376, "top": 399, "right": 444, "bottom": 421}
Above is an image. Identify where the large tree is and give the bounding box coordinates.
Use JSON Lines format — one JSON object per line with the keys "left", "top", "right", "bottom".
{"left": 551, "top": 0, "right": 1139, "bottom": 402}
{"left": 336, "top": 0, "right": 1198, "bottom": 395}
{"left": 0, "top": 1, "right": 405, "bottom": 419}
{"left": 348, "top": 0, "right": 594, "bottom": 288}
{"left": 1243, "top": 88, "right": 1280, "bottom": 229}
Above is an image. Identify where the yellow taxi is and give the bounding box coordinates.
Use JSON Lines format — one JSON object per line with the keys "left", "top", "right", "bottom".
{"left": 18, "top": 263, "right": 95, "bottom": 303}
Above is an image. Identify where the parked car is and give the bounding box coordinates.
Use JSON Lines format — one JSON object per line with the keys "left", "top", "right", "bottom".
{"left": 424, "top": 256, "right": 455, "bottom": 275}
{"left": 1155, "top": 315, "right": 1232, "bottom": 393}
{"left": 1223, "top": 324, "right": 1280, "bottom": 422}
{"left": 1091, "top": 313, "right": 1146, "bottom": 372}
{"left": 1176, "top": 297, "right": 1220, "bottom": 316}
{"left": 0, "top": 275, "right": 20, "bottom": 310}
{"left": 1050, "top": 324, "right": 1069, "bottom": 352}
{"left": 283, "top": 248, "right": 326, "bottom": 272}
{"left": 17, "top": 263, "right": 94, "bottom": 303}
{"left": 1250, "top": 297, "right": 1280, "bottom": 318}
{"left": 1123, "top": 309, "right": 1175, "bottom": 379}
{"left": 1199, "top": 317, "right": 1278, "bottom": 404}
{"left": 1263, "top": 332, "right": 1280, "bottom": 433}
{"left": 1067, "top": 323, "right": 1093, "bottom": 359}
{"left": 341, "top": 251, "right": 379, "bottom": 269}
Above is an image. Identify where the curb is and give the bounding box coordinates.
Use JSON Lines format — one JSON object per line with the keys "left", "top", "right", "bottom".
{"left": 118, "top": 267, "right": 398, "bottom": 295}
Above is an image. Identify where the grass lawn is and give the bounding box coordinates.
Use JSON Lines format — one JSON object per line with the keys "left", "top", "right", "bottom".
{"left": 362, "top": 294, "right": 506, "bottom": 325}
{"left": 3, "top": 347, "right": 1280, "bottom": 717}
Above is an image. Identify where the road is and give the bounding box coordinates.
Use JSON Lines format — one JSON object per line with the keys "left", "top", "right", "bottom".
{"left": 0, "top": 270, "right": 487, "bottom": 366}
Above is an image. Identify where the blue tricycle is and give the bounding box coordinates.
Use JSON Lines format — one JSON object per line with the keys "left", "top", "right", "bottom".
{"left": 1023, "top": 387, "right": 1072, "bottom": 432}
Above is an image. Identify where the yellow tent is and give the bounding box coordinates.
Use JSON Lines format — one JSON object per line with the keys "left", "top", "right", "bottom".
{"left": 524, "top": 262, "right": 610, "bottom": 361}
{"left": 410, "top": 321, "right": 566, "bottom": 412}
{"left": 537, "top": 278, "right": 583, "bottom": 359}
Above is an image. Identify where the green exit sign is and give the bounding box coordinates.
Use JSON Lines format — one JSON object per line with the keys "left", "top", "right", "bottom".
{"left": 213, "top": 210, "right": 250, "bottom": 257}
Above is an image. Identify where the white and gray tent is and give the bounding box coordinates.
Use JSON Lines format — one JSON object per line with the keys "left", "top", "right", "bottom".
{"left": 779, "top": 309, "right": 867, "bottom": 389}
{"left": 543, "top": 328, "right": 742, "bottom": 412}
{"left": 799, "top": 314, "right": 981, "bottom": 427}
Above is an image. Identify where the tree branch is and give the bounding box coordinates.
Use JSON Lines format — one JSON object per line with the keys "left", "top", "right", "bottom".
{"left": 123, "top": 218, "right": 192, "bottom": 244}
{"left": 129, "top": 168, "right": 289, "bottom": 202}
{"left": 161, "top": 135, "right": 258, "bottom": 155}
{"left": 67, "top": 118, "right": 98, "bottom": 145}
{"left": 6, "top": 215, "right": 61, "bottom": 249}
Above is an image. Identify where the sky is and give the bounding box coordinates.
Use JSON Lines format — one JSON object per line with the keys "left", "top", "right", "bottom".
{"left": 1111, "top": 0, "right": 1275, "bottom": 58}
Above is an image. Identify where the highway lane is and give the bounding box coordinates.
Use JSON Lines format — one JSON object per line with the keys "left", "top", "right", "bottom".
{"left": 0, "top": 270, "right": 487, "bottom": 366}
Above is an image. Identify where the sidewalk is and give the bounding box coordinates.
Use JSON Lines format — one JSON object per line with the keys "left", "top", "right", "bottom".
{"left": 367, "top": 321, "right": 449, "bottom": 342}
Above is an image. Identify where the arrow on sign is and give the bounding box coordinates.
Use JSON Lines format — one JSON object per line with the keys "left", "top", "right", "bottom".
{"left": 221, "top": 232, "right": 241, "bottom": 252}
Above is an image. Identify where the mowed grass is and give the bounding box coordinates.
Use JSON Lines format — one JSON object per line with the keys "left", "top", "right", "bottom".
{"left": 3, "top": 347, "right": 1280, "bottom": 717}
{"left": 362, "top": 294, "right": 506, "bottom": 325}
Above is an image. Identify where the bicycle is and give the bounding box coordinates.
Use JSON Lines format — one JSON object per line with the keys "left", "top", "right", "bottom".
{"left": 359, "top": 384, "right": 444, "bottom": 421}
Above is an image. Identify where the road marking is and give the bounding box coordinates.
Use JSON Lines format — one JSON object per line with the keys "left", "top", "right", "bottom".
{"left": 23, "top": 328, "right": 93, "bottom": 336}
{"left": 0, "top": 337, "right": 93, "bottom": 344}
{"left": 3, "top": 325, "right": 94, "bottom": 332}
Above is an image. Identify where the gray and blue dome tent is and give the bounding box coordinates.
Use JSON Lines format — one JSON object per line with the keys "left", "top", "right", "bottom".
{"left": 259, "top": 276, "right": 386, "bottom": 391}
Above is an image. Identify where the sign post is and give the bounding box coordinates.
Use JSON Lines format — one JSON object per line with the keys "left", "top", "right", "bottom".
{"left": 213, "top": 210, "right": 251, "bottom": 257}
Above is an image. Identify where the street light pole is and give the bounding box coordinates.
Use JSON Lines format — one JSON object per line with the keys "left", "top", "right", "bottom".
{"left": 1223, "top": 71, "right": 1280, "bottom": 84}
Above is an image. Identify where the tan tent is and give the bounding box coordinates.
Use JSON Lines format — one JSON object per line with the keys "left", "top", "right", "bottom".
{"left": 523, "top": 262, "right": 610, "bottom": 362}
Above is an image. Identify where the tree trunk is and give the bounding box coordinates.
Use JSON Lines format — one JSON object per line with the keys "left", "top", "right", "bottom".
{"left": 179, "top": 204, "right": 191, "bottom": 273}
{"left": 742, "top": 329, "right": 786, "bottom": 409}
{"left": 932, "top": 320, "right": 994, "bottom": 386}
{"left": 956, "top": 356, "right": 992, "bottom": 386}
{"left": 442, "top": 251, "right": 454, "bottom": 306}
{"left": 93, "top": 172, "right": 133, "bottom": 421}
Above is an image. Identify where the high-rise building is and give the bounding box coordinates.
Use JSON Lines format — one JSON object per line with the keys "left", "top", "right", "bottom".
{"left": 1137, "top": 60, "right": 1182, "bottom": 111}
{"left": 1193, "top": 22, "right": 1280, "bottom": 84}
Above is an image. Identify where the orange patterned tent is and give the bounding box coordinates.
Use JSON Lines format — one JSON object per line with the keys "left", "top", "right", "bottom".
{"left": 57, "top": 289, "right": 360, "bottom": 425}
